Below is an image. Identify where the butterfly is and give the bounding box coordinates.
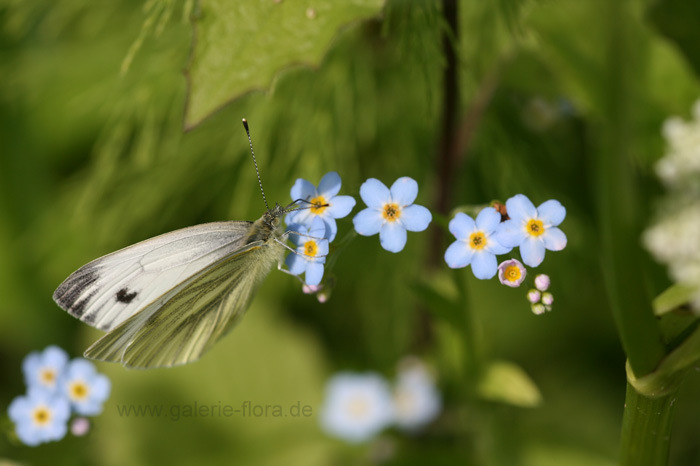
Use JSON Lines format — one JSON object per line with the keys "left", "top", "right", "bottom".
{"left": 53, "top": 119, "right": 293, "bottom": 369}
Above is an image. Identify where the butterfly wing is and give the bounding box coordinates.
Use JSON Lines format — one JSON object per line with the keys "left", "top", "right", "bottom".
{"left": 84, "top": 237, "right": 285, "bottom": 368}
{"left": 53, "top": 222, "right": 253, "bottom": 332}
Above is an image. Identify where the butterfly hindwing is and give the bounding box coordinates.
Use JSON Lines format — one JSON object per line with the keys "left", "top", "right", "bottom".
{"left": 84, "top": 237, "right": 285, "bottom": 368}
{"left": 53, "top": 222, "right": 254, "bottom": 332}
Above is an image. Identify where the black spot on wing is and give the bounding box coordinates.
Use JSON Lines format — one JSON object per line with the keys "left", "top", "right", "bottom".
{"left": 116, "top": 288, "right": 138, "bottom": 304}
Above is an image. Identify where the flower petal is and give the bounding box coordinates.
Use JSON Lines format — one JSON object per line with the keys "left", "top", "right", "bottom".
{"left": 520, "top": 236, "right": 546, "bottom": 267}
{"left": 284, "top": 211, "right": 299, "bottom": 226}
{"left": 448, "top": 213, "right": 476, "bottom": 240}
{"left": 318, "top": 171, "right": 343, "bottom": 198}
{"left": 290, "top": 178, "right": 317, "bottom": 201}
{"left": 543, "top": 227, "right": 567, "bottom": 251}
{"left": 444, "top": 241, "right": 474, "bottom": 269}
{"left": 471, "top": 251, "right": 498, "bottom": 279}
{"left": 90, "top": 374, "right": 111, "bottom": 401}
{"left": 322, "top": 218, "right": 338, "bottom": 242}
{"left": 285, "top": 224, "right": 308, "bottom": 246}
{"left": 475, "top": 207, "right": 502, "bottom": 233}
{"left": 400, "top": 205, "right": 432, "bottom": 232}
{"left": 8, "top": 396, "right": 29, "bottom": 422}
{"left": 493, "top": 219, "right": 526, "bottom": 247}
{"left": 305, "top": 262, "right": 325, "bottom": 286}
{"left": 485, "top": 233, "right": 512, "bottom": 255}
{"left": 380, "top": 222, "right": 407, "bottom": 253}
{"left": 327, "top": 195, "right": 356, "bottom": 219}
{"left": 360, "top": 178, "right": 390, "bottom": 208}
{"left": 537, "top": 200, "right": 566, "bottom": 226}
{"left": 286, "top": 252, "right": 306, "bottom": 275}
{"left": 390, "top": 177, "right": 418, "bottom": 206}
{"left": 505, "top": 194, "right": 537, "bottom": 223}
{"left": 309, "top": 217, "right": 327, "bottom": 239}
{"left": 353, "top": 208, "right": 384, "bottom": 236}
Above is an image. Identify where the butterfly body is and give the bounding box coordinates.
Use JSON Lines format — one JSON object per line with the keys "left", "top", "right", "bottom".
{"left": 53, "top": 204, "right": 286, "bottom": 369}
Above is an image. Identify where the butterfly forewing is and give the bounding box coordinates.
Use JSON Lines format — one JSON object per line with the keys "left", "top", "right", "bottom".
{"left": 53, "top": 222, "right": 254, "bottom": 331}
{"left": 85, "top": 240, "right": 284, "bottom": 368}
{"left": 54, "top": 204, "right": 289, "bottom": 369}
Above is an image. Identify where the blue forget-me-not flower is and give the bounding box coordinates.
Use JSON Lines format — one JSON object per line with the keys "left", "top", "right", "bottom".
{"left": 286, "top": 217, "right": 329, "bottom": 286}
{"left": 353, "top": 177, "right": 432, "bottom": 253}
{"left": 22, "top": 345, "right": 68, "bottom": 394}
{"left": 495, "top": 194, "right": 567, "bottom": 267}
{"left": 286, "top": 171, "right": 356, "bottom": 242}
{"left": 444, "top": 207, "right": 511, "bottom": 279}
{"left": 61, "top": 359, "right": 111, "bottom": 416}
{"left": 8, "top": 387, "right": 71, "bottom": 446}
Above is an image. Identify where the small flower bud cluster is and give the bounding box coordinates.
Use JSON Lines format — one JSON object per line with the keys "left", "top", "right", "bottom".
{"left": 527, "top": 274, "right": 553, "bottom": 315}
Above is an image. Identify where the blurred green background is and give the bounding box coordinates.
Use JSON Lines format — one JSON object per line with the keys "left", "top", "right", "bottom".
{"left": 1, "top": 0, "right": 700, "bottom": 464}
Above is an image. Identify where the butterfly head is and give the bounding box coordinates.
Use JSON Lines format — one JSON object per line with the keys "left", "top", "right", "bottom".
{"left": 264, "top": 203, "right": 286, "bottom": 229}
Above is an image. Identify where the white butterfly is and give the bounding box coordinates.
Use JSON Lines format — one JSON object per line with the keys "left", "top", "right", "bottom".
{"left": 53, "top": 120, "right": 292, "bottom": 369}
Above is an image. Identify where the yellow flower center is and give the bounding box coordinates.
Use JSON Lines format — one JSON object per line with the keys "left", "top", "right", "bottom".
{"left": 346, "top": 397, "right": 369, "bottom": 419}
{"left": 469, "top": 232, "right": 487, "bottom": 250}
{"left": 310, "top": 196, "right": 327, "bottom": 214}
{"left": 526, "top": 219, "right": 545, "bottom": 237}
{"left": 304, "top": 241, "right": 318, "bottom": 257}
{"left": 32, "top": 406, "right": 52, "bottom": 426}
{"left": 70, "top": 381, "right": 90, "bottom": 401}
{"left": 40, "top": 368, "right": 56, "bottom": 387}
{"left": 504, "top": 265, "right": 522, "bottom": 282}
{"left": 382, "top": 203, "right": 401, "bottom": 222}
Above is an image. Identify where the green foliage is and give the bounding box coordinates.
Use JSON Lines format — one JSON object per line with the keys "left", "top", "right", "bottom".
{"left": 653, "top": 283, "right": 699, "bottom": 316}
{"left": 184, "top": 0, "right": 386, "bottom": 129}
{"left": 476, "top": 360, "right": 542, "bottom": 408}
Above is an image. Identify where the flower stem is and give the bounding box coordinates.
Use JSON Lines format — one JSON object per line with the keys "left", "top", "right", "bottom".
{"left": 620, "top": 382, "right": 680, "bottom": 466}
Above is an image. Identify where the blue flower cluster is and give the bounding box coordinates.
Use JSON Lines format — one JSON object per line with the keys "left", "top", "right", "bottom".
{"left": 285, "top": 172, "right": 355, "bottom": 287}
{"left": 7, "top": 346, "right": 110, "bottom": 446}
{"left": 284, "top": 173, "right": 432, "bottom": 287}
{"left": 445, "top": 194, "right": 567, "bottom": 280}
{"left": 284, "top": 174, "right": 565, "bottom": 292}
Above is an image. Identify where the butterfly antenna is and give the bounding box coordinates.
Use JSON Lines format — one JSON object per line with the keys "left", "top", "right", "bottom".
{"left": 242, "top": 118, "right": 270, "bottom": 211}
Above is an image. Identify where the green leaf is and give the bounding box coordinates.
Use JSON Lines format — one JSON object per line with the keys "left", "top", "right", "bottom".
{"left": 477, "top": 360, "right": 542, "bottom": 408}
{"left": 626, "top": 322, "right": 700, "bottom": 398}
{"left": 648, "top": 0, "right": 700, "bottom": 79}
{"left": 185, "top": 0, "right": 385, "bottom": 129}
{"left": 652, "top": 282, "right": 699, "bottom": 316}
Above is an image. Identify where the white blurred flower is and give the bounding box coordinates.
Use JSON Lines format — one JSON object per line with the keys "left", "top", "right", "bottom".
{"left": 656, "top": 102, "right": 700, "bottom": 191}
{"left": 644, "top": 100, "right": 700, "bottom": 312}
{"left": 392, "top": 359, "right": 441, "bottom": 432}
{"left": 320, "top": 372, "right": 394, "bottom": 443}
{"left": 644, "top": 201, "right": 700, "bottom": 285}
